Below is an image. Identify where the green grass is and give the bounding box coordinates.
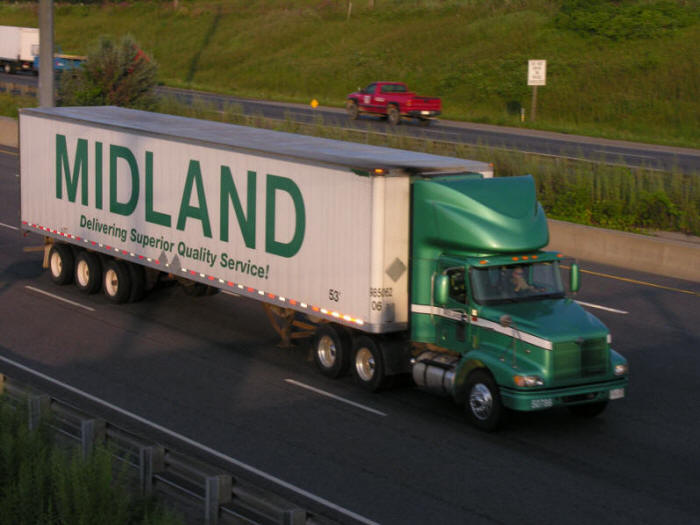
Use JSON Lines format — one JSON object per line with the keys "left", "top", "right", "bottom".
{"left": 1, "top": 0, "right": 698, "bottom": 147}
{"left": 0, "top": 397, "right": 183, "bottom": 525}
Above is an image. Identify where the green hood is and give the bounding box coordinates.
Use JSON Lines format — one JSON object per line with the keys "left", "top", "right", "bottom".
{"left": 480, "top": 298, "right": 609, "bottom": 343}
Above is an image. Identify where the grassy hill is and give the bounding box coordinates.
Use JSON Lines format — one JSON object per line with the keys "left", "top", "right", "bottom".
{"left": 1, "top": 0, "right": 698, "bottom": 148}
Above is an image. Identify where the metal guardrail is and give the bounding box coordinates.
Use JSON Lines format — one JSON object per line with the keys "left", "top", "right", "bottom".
{"left": 0, "top": 372, "right": 342, "bottom": 525}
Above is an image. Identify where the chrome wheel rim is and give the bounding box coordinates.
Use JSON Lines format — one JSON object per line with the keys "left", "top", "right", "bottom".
{"left": 469, "top": 383, "right": 493, "bottom": 421}
{"left": 355, "top": 347, "right": 375, "bottom": 382}
{"left": 76, "top": 259, "right": 90, "bottom": 287}
{"left": 105, "top": 268, "right": 119, "bottom": 296}
{"left": 317, "top": 335, "right": 337, "bottom": 369}
{"left": 50, "top": 252, "right": 62, "bottom": 278}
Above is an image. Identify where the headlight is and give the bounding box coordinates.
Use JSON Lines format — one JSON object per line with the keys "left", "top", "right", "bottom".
{"left": 614, "top": 363, "right": 628, "bottom": 376}
{"left": 513, "top": 375, "right": 544, "bottom": 387}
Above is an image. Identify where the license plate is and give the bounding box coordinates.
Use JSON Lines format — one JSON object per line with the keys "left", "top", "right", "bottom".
{"left": 609, "top": 388, "right": 625, "bottom": 400}
{"left": 531, "top": 398, "right": 553, "bottom": 409}
{"left": 421, "top": 111, "right": 430, "bottom": 115}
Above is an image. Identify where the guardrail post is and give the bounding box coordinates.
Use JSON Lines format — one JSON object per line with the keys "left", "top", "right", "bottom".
{"left": 139, "top": 446, "right": 165, "bottom": 496}
{"left": 205, "top": 474, "right": 232, "bottom": 525}
{"left": 81, "top": 419, "right": 106, "bottom": 459}
{"left": 0, "top": 373, "right": 5, "bottom": 395}
{"left": 282, "top": 509, "right": 307, "bottom": 525}
{"left": 27, "top": 394, "right": 50, "bottom": 431}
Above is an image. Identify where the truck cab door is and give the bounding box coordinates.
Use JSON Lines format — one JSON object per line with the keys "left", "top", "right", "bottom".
{"left": 361, "top": 83, "right": 377, "bottom": 112}
{"left": 436, "top": 265, "right": 472, "bottom": 352}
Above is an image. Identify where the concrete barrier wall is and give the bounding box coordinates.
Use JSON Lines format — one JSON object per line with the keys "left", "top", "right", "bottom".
{"left": 0, "top": 116, "right": 18, "bottom": 148}
{"left": 1, "top": 116, "right": 697, "bottom": 282}
{"left": 547, "top": 219, "right": 699, "bottom": 282}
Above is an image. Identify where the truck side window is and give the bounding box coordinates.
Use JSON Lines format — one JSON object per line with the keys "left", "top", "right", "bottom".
{"left": 447, "top": 268, "right": 466, "bottom": 304}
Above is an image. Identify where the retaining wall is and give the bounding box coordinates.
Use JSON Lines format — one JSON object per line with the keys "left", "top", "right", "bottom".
{"left": 1, "top": 116, "right": 697, "bottom": 282}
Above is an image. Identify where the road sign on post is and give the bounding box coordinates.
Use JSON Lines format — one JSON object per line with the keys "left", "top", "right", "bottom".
{"left": 528, "top": 59, "right": 546, "bottom": 122}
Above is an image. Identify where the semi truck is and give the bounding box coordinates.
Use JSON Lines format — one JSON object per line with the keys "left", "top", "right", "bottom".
{"left": 19, "top": 106, "right": 628, "bottom": 430}
{"left": 0, "top": 25, "right": 39, "bottom": 74}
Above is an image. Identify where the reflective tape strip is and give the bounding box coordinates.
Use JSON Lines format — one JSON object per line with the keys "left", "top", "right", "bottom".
{"left": 411, "top": 304, "right": 553, "bottom": 351}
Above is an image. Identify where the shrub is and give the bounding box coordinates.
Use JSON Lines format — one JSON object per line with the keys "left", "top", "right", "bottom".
{"left": 58, "top": 35, "right": 158, "bottom": 109}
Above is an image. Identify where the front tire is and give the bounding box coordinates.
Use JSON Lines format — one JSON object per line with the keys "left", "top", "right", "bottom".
{"left": 103, "top": 260, "right": 132, "bottom": 304}
{"left": 352, "top": 336, "right": 386, "bottom": 392}
{"left": 48, "top": 244, "right": 74, "bottom": 285}
{"left": 313, "top": 324, "right": 351, "bottom": 378}
{"left": 74, "top": 251, "right": 102, "bottom": 294}
{"left": 465, "top": 370, "right": 505, "bottom": 431}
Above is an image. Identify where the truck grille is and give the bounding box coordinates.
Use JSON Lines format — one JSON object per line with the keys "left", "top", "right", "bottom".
{"left": 552, "top": 338, "right": 608, "bottom": 381}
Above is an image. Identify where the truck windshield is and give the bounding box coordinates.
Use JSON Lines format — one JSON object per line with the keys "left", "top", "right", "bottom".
{"left": 470, "top": 262, "right": 565, "bottom": 305}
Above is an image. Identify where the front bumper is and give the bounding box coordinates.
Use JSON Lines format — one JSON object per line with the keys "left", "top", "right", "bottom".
{"left": 406, "top": 110, "right": 441, "bottom": 118}
{"left": 500, "top": 377, "right": 628, "bottom": 412}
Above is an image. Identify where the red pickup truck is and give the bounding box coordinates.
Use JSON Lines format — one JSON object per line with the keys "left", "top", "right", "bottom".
{"left": 346, "top": 81, "right": 441, "bottom": 126}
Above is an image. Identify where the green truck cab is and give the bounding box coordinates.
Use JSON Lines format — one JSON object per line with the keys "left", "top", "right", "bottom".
{"left": 410, "top": 174, "right": 628, "bottom": 430}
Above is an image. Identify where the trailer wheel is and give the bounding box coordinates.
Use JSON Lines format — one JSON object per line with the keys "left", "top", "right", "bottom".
{"left": 568, "top": 400, "right": 608, "bottom": 418}
{"left": 74, "top": 251, "right": 102, "bottom": 294}
{"left": 3, "top": 63, "right": 14, "bottom": 74}
{"left": 464, "top": 369, "right": 505, "bottom": 432}
{"left": 48, "top": 244, "right": 74, "bottom": 285}
{"left": 346, "top": 100, "right": 359, "bottom": 120}
{"left": 103, "top": 260, "right": 132, "bottom": 304}
{"left": 352, "top": 335, "right": 386, "bottom": 392}
{"left": 313, "top": 324, "right": 351, "bottom": 378}
{"left": 387, "top": 105, "right": 401, "bottom": 126}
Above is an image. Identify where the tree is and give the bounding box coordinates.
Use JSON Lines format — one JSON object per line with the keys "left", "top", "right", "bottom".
{"left": 58, "top": 35, "right": 157, "bottom": 109}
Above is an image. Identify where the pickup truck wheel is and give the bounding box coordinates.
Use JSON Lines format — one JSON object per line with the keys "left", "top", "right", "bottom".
{"left": 568, "top": 400, "right": 608, "bottom": 418}
{"left": 103, "top": 260, "right": 132, "bottom": 304}
{"left": 387, "top": 105, "right": 401, "bottom": 126}
{"left": 346, "top": 100, "right": 359, "bottom": 120}
{"left": 313, "top": 324, "right": 351, "bottom": 378}
{"left": 352, "top": 335, "right": 386, "bottom": 391}
{"left": 74, "top": 251, "right": 102, "bottom": 294}
{"left": 465, "top": 369, "right": 505, "bottom": 431}
{"left": 48, "top": 244, "right": 74, "bottom": 285}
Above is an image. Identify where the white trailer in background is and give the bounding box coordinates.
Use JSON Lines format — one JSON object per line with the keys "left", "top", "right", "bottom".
{"left": 0, "top": 25, "right": 39, "bottom": 74}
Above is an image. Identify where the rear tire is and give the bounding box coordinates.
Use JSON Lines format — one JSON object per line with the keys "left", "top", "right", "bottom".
{"left": 387, "top": 105, "right": 401, "bottom": 126}
{"left": 48, "top": 244, "right": 74, "bottom": 285}
{"left": 313, "top": 324, "right": 351, "bottom": 378}
{"left": 568, "top": 400, "right": 608, "bottom": 418}
{"left": 352, "top": 335, "right": 386, "bottom": 392}
{"left": 74, "top": 251, "right": 102, "bottom": 294}
{"left": 464, "top": 369, "right": 505, "bottom": 431}
{"left": 346, "top": 100, "right": 359, "bottom": 120}
{"left": 103, "top": 260, "right": 132, "bottom": 304}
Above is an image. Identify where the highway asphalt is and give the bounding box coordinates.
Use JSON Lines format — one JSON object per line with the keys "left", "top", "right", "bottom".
{"left": 1, "top": 148, "right": 700, "bottom": 524}
{"left": 2, "top": 71, "right": 699, "bottom": 174}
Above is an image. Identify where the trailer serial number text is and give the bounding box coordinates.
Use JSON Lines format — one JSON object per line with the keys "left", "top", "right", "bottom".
{"left": 370, "top": 287, "right": 392, "bottom": 311}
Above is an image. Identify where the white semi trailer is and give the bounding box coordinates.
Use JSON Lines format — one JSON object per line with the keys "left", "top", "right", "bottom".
{"left": 0, "top": 25, "right": 39, "bottom": 74}
{"left": 19, "top": 106, "right": 627, "bottom": 430}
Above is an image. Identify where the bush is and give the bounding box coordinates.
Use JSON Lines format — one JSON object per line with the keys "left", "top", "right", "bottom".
{"left": 58, "top": 35, "right": 158, "bottom": 109}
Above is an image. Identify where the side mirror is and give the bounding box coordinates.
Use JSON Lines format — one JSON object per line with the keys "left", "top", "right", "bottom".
{"left": 434, "top": 274, "right": 449, "bottom": 307}
{"left": 570, "top": 262, "right": 581, "bottom": 293}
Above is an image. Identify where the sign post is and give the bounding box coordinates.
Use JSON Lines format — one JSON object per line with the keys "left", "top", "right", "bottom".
{"left": 527, "top": 60, "right": 546, "bottom": 122}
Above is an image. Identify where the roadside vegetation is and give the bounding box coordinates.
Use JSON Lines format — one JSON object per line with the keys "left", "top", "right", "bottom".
{"left": 0, "top": 1, "right": 697, "bottom": 236}
{"left": 0, "top": 0, "right": 698, "bottom": 147}
{"left": 0, "top": 397, "right": 182, "bottom": 525}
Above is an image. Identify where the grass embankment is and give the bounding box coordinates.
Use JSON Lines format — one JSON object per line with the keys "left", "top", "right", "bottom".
{"left": 0, "top": 397, "right": 182, "bottom": 525}
{"left": 0, "top": 0, "right": 698, "bottom": 148}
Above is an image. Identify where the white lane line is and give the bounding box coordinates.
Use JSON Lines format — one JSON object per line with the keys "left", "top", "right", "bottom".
{"left": 25, "top": 285, "right": 96, "bottom": 312}
{"left": 0, "top": 222, "right": 19, "bottom": 231}
{"left": 575, "top": 300, "right": 628, "bottom": 315}
{"left": 285, "top": 378, "right": 388, "bottom": 417}
{"left": 0, "top": 355, "right": 380, "bottom": 525}
{"left": 592, "top": 149, "right": 657, "bottom": 160}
